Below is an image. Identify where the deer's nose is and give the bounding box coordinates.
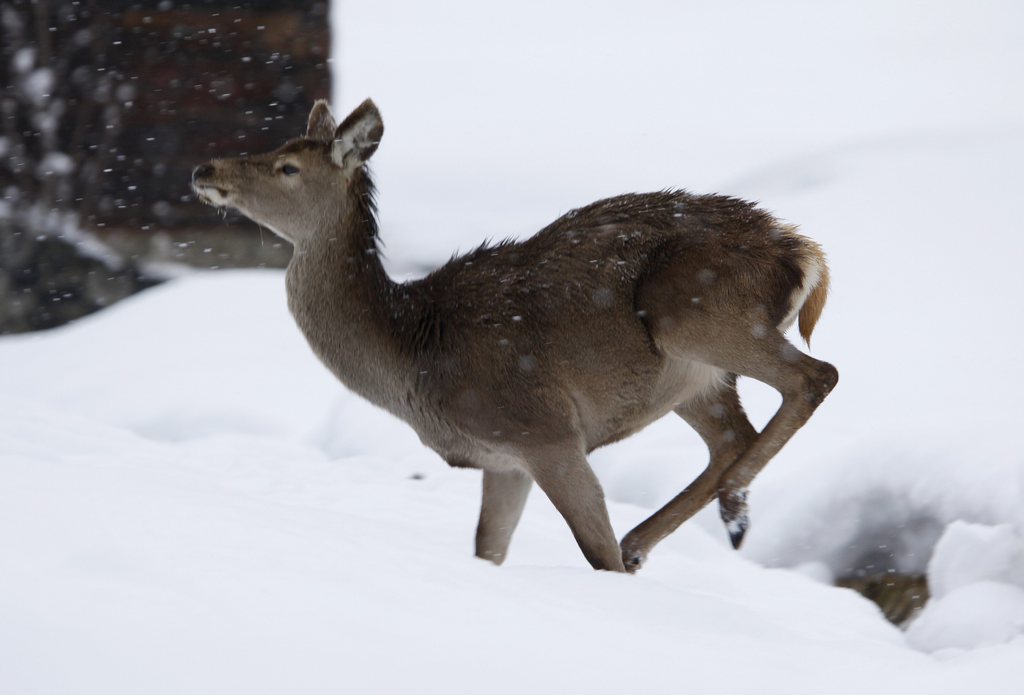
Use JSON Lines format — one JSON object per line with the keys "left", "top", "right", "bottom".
{"left": 192, "top": 163, "right": 215, "bottom": 183}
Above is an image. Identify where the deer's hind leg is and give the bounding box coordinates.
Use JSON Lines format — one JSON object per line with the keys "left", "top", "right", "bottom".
{"left": 657, "top": 315, "right": 836, "bottom": 548}
{"left": 620, "top": 376, "right": 757, "bottom": 571}
{"left": 707, "top": 339, "right": 837, "bottom": 549}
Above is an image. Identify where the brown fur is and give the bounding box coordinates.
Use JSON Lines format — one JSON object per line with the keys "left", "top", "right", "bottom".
{"left": 191, "top": 99, "right": 837, "bottom": 572}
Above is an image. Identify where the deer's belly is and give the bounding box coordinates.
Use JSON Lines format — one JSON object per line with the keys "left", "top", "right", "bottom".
{"left": 409, "top": 356, "right": 728, "bottom": 464}
{"left": 651, "top": 358, "right": 729, "bottom": 408}
{"left": 581, "top": 357, "right": 729, "bottom": 450}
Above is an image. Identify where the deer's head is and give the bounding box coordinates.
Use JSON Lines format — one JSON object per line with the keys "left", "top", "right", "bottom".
{"left": 191, "top": 99, "right": 383, "bottom": 244}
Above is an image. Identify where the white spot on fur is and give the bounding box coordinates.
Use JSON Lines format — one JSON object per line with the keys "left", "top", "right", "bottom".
{"left": 726, "top": 515, "right": 748, "bottom": 536}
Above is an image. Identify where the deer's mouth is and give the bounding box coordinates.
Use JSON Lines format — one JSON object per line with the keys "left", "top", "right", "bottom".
{"left": 192, "top": 182, "right": 233, "bottom": 208}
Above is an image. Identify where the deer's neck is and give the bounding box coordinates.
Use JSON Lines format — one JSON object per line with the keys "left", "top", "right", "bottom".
{"left": 284, "top": 176, "right": 415, "bottom": 414}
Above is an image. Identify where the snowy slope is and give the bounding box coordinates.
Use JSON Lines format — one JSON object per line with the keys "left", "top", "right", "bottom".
{"left": 4, "top": 0, "right": 1024, "bottom": 692}
{"left": 0, "top": 274, "right": 1021, "bottom": 694}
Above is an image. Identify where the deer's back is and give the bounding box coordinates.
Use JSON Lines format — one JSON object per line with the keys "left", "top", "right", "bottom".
{"left": 401, "top": 190, "right": 807, "bottom": 454}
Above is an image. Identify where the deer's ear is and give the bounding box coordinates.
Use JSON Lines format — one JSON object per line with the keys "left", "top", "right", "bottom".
{"left": 306, "top": 99, "right": 336, "bottom": 142}
{"left": 332, "top": 99, "right": 383, "bottom": 169}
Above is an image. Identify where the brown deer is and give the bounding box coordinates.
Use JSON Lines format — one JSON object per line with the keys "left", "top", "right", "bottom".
{"left": 192, "top": 99, "right": 837, "bottom": 573}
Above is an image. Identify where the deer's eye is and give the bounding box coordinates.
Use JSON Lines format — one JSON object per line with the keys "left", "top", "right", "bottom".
{"left": 279, "top": 164, "right": 300, "bottom": 176}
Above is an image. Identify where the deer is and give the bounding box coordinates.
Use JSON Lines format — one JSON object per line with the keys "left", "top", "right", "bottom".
{"left": 191, "top": 99, "right": 837, "bottom": 573}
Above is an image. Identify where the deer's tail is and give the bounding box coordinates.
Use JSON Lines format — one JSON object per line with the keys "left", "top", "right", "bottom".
{"left": 775, "top": 225, "right": 830, "bottom": 347}
{"left": 797, "top": 245, "right": 830, "bottom": 347}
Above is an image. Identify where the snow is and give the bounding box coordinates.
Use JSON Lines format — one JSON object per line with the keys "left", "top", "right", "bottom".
{"left": 2, "top": 273, "right": 1022, "bottom": 694}
{"left": 4, "top": 0, "right": 1024, "bottom": 692}
{"left": 12, "top": 46, "right": 34, "bottom": 74}
{"left": 928, "top": 522, "right": 1024, "bottom": 599}
{"left": 22, "top": 67, "right": 54, "bottom": 104}
{"left": 908, "top": 582, "right": 1024, "bottom": 655}
{"left": 38, "top": 151, "right": 73, "bottom": 176}
{"left": 907, "top": 522, "right": 1024, "bottom": 653}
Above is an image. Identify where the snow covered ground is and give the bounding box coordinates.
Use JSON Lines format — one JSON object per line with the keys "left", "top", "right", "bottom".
{"left": 2, "top": 274, "right": 1021, "bottom": 694}
{"left": 3, "top": 0, "right": 1024, "bottom": 692}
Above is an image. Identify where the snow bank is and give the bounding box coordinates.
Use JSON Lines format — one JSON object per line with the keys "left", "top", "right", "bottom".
{"left": 907, "top": 522, "right": 1024, "bottom": 653}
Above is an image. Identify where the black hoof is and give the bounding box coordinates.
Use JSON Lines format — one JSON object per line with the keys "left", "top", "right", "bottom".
{"left": 620, "top": 541, "right": 646, "bottom": 573}
{"left": 727, "top": 520, "right": 748, "bottom": 549}
{"left": 719, "top": 487, "right": 750, "bottom": 550}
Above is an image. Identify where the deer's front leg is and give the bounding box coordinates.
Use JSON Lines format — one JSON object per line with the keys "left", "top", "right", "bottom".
{"left": 526, "top": 444, "right": 625, "bottom": 572}
{"left": 475, "top": 468, "right": 532, "bottom": 565}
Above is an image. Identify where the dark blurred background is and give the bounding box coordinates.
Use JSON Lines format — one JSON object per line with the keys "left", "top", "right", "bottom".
{"left": 0, "top": 0, "right": 331, "bottom": 333}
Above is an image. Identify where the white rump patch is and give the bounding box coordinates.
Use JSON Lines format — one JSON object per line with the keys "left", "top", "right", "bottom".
{"left": 778, "top": 251, "right": 825, "bottom": 333}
